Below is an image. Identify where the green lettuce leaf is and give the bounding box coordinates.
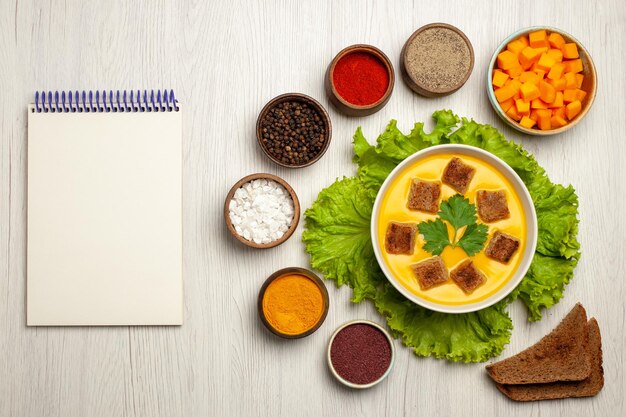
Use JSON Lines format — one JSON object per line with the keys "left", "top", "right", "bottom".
{"left": 375, "top": 284, "right": 513, "bottom": 362}
{"left": 509, "top": 253, "right": 579, "bottom": 321}
{"left": 302, "top": 177, "right": 382, "bottom": 302}
{"left": 303, "top": 110, "right": 581, "bottom": 362}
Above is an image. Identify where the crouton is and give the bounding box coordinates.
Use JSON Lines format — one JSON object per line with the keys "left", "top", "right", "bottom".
{"left": 485, "top": 231, "right": 520, "bottom": 263}
{"left": 450, "top": 259, "right": 486, "bottom": 294}
{"left": 411, "top": 256, "right": 449, "bottom": 290}
{"left": 384, "top": 222, "right": 416, "bottom": 255}
{"left": 442, "top": 157, "right": 476, "bottom": 194}
{"left": 407, "top": 180, "right": 441, "bottom": 213}
{"left": 477, "top": 190, "right": 510, "bottom": 222}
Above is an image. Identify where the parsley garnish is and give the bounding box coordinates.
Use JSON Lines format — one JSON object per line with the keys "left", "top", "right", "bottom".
{"left": 417, "top": 195, "right": 488, "bottom": 256}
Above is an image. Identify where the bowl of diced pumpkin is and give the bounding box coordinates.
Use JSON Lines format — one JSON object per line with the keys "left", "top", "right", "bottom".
{"left": 487, "top": 27, "right": 596, "bottom": 135}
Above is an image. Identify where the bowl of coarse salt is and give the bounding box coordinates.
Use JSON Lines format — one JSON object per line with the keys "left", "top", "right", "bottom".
{"left": 224, "top": 173, "right": 300, "bottom": 249}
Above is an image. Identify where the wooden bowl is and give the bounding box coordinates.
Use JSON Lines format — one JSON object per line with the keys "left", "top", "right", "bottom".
{"left": 258, "top": 267, "right": 330, "bottom": 339}
{"left": 400, "top": 23, "right": 475, "bottom": 97}
{"left": 324, "top": 44, "right": 395, "bottom": 117}
{"left": 487, "top": 26, "right": 597, "bottom": 136}
{"left": 224, "top": 173, "right": 300, "bottom": 249}
{"left": 256, "top": 93, "right": 332, "bottom": 168}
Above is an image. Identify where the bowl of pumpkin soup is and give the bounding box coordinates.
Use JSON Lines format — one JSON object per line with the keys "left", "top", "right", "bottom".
{"left": 371, "top": 144, "right": 537, "bottom": 313}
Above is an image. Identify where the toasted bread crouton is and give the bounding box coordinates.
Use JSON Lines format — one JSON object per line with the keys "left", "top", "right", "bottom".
{"left": 384, "top": 222, "right": 416, "bottom": 255}
{"left": 407, "top": 180, "right": 441, "bottom": 213}
{"left": 411, "top": 256, "right": 449, "bottom": 290}
{"left": 486, "top": 303, "right": 591, "bottom": 385}
{"left": 450, "top": 259, "right": 486, "bottom": 294}
{"left": 495, "top": 318, "right": 604, "bottom": 401}
{"left": 477, "top": 190, "right": 510, "bottom": 222}
{"left": 442, "top": 157, "right": 476, "bottom": 194}
{"left": 485, "top": 231, "right": 520, "bottom": 263}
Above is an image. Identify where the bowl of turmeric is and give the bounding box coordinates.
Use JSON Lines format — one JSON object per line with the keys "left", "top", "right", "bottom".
{"left": 258, "top": 267, "right": 329, "bottom": 339}
{"left": 487, "top": 26, "right": 596, "bottom": 135}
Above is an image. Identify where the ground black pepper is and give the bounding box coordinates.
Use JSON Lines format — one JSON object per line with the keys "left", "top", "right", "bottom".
{"left": 330, "top": 323, "right": 392, "bottom": 385}
{"left": 259, "top": 100, "right": 327, "bottom": 166}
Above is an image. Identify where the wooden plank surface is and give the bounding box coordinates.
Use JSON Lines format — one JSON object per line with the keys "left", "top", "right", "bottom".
{"left": 1, "top": 0, "right": 624, "bottom": 416}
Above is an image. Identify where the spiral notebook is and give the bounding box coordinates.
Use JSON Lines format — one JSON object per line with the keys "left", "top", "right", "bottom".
{"left": 27, "top": 90, "right": 183, "bottom": 326}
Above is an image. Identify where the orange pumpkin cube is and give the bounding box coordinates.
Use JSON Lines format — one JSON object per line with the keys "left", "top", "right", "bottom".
{"left": 547, "top": 63, "right": 566, "bottom": 80}
{"left": 551, "top": 115, "right": 568, "bottom": 128}
{"left": 547, "top": 48, "right": 563, "bottom": 63}
{"left": 562, "top": 43, "right": 579, "bottom": 59}
{"left": 506, "top": 105, "right": 522, "bottom": 121}
{"left": 506, "top": 64, "right": 524, "bottom": 78}
{"left": 565, "top": 59, "right": 583, "bottom": 74}
{"left": 499, "top": 97, "right": 515, "bottom": 112}
{"left": 548, "top": 91, "right": 564, "bottom": 108}
{"left": 531, "top": 98, "right": 549, "bottom": 109}
{"left": 515, "top": 98, "right": 531, "bottom": 115}
{"left": 536, "top": 54, "right": 556, "bottom": 72}
{"left": 575, "top": 89, "right": 587, "bottom": 101}
{"left": 520, "top": 116, "right": 536, "bottom": 129}
{"left": 520, "top": 82, "right": 540, "bottom": 101}
{"left": 507, "top": 38, "right": 527, "bottom": 56}
{"left": 548, "top": 77, "right": 567, "bottom": 91}
{"left": 575, "top": 73, "right": 584, "bottom": 89}
{"left": 564, "top": 72, "right": 577, "bottom": 89}
{"left": 565, "top": 100, "right": 582, "bottom": 120}
{"left": 539, "top": 80, "right": 556, "bottom": 103}
{"left": 548, "top": 32, "right": 566, "bottom": 49}
{"left": 492, "top": 70, "right": 510, "bottom": 88}
{"left": 552, "top": 106, "right": 566, "bottom": 119}
{"left": 495, "top": 86, "right": 516, "bottom": 103}
{"left": 497, "top": 50, "right": 519, "bottom": 70}
{"left": 536, "top": 109, "right": 552, "bottom": 130}
{"left": 529, "top": 30, "right": 549, "bottom": 48}
{"left": 563, "top": 89, "right": 578, "bottom": 103}
{"left": 519, "top": 47, "right": 542, "bottom": 69}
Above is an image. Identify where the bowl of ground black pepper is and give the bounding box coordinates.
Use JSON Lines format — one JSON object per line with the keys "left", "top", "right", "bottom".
{"left": 325, "top": 44, "right": 395, "bottom": 117}
{"left": 256, "top": 93, "right": 332, "bottom": 168}
{"left": 401, "top": 23, "right": 474, "bottom": 97}
{"left": 327, "top": 320, "right": 395, "bottom": 389}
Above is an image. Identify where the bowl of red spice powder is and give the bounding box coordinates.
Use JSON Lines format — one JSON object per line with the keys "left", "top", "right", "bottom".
{"left": 327, "top": 320, "right": 395, "bottom": 389}
{"left": 325, "top": 44, "right": 395, "bottom": 117}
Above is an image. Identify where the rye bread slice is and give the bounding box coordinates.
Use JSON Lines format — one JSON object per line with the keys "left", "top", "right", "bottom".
{"left": 486, "top": 303, "right": 591, "bottom": 385}
{"left": 495, "top": 318, "right": 604, "bottom": 401}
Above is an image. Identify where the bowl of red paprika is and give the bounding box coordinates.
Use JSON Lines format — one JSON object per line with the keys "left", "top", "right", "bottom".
{"left": 325, "top": 44, "right": 395, "bottom": 117}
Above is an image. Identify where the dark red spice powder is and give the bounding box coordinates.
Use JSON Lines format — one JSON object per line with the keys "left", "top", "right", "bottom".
{"left": 330, "top": 323, "right": 392, "bottom": 385}
{"left": 332, "top": 52, "right": 389, "bottom": 106}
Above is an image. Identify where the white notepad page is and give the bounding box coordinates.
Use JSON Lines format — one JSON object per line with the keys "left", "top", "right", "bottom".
{"left": 27, "top": 108, "right": 183, "bottom": 325}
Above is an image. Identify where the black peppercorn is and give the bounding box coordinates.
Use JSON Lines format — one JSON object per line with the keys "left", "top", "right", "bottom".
{"left": 260, "top": 100, "right": 327, "bottom": 166}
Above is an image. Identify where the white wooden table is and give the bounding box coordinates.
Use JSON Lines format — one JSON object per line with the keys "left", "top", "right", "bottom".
{"left": 1, "top": 1, "right": 624, "bottom": 416}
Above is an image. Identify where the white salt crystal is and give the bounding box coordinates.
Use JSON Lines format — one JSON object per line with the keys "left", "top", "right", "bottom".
{"left": 228, "top": 179, "right": 295, "bottom": 244}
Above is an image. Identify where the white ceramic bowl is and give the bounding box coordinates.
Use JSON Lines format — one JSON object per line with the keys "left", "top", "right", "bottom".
{"left": 371, "top": 144, "right": 538, "bottom": 314}
{"left": 327, "top": 320, "right": 395, "bottom": 389}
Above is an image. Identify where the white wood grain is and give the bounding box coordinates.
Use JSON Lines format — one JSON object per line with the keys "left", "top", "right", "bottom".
{"left": 1, "top": 0, "right": 624, "bottom": 416}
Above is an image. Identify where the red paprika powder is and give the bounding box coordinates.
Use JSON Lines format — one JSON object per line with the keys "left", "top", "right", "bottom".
{"left": 332, "top": 52, "right": 390, "bottom": 106}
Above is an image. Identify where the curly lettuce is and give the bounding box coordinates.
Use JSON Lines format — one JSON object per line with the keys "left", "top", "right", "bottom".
{"left": 302, "top": 110, "right": 580, "bottom": 362}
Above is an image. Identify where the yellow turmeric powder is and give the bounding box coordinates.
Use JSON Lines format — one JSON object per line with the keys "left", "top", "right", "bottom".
{"left": 262, "top": 274, "right": 325, "bottom": 335}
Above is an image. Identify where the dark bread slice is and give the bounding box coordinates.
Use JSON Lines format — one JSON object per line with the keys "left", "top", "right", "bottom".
{"left": 450, "top": 259, "right": 486, "bottom": 294}
{"left": 384, "top": 222, "right": 417, "bottom": 255}
{"left": 495, "top": 318, "right": 604, "bottom": 401}
{"left": 485, "top": 231, "right": 520, "bottom": 264}
{"left": 407, "top": 180, "right": 441, "bottom": 213}
{"left": 442, "top": 157, "right": 476, "bottom": 194}
{"left": 486, "top": 303, "right": 591, "bottom": 385}
{"left": 476, "top": 190, "right": 510, "bottom": 222}
{"left": 412, "top": 256, "right": 449, "bottom": 290}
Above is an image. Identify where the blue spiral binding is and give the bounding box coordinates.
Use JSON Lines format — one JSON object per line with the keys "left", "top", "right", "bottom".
{"left": 33, "top": 90, "right": 180, "bottom": 113}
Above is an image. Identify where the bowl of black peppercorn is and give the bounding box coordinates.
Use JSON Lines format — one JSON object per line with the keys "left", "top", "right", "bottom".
{"left": 256, "top": 93, "right": 332, "bottom": 168}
